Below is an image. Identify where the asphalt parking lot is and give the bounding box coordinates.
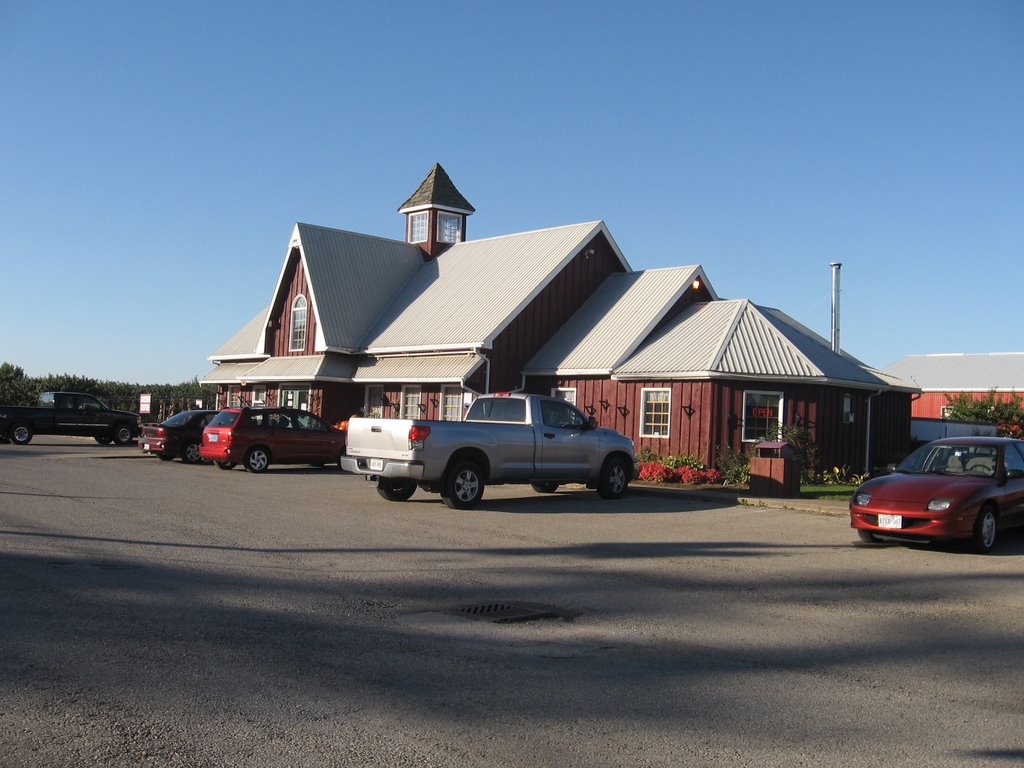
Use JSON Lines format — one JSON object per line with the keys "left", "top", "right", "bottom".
{"left": 3, "top": 437, "right": 1024, "bottom": 767}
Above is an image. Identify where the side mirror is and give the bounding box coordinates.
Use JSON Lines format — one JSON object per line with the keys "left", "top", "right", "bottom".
{"left": 1006, "top": 469, "right": 1024, "bottom": 480}
{"left": 588, "top": 416, "right": 598, "bottom": 430}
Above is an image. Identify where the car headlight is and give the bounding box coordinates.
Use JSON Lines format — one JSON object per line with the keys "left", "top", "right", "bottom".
{"left": 853, "top": 492, "right": 871, "bottom": 506}
{"left": 927, "top": 498, "right": 953, "bottom": 512}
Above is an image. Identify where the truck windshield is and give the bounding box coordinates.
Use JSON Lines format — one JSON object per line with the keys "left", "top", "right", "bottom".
{"left": 466, "top": 398, "right": 526, "bottom": 423}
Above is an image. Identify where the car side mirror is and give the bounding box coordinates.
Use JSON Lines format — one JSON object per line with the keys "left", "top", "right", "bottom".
{"left": 1007, "top": 469, "right": 1024, "bottom": 480}
{"left": 587, "top": 416, "right": 598, "bottom": 430}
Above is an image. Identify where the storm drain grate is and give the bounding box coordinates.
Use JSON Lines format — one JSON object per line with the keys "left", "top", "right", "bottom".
{"left": 445, "top": 603, "right": 568, "bottom": 624}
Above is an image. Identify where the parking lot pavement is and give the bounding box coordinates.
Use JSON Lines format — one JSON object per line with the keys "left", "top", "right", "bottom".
{"left": 3, "top": 437, "right": 1024, "bottom": 767}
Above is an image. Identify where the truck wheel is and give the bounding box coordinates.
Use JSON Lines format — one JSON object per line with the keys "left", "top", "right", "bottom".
{"left": 244, "top": 447, "right": 270, "bottom": 473}
{"left": 597, "top": 456, "right": 630, "bottom": 499}
{"left": 181, "top": 441, "right": 202, "bottom": 464}
{"left": 378, "top": 478, "right": 416, "bottom": 502}
{"left": 10, "top": 423, "right": 32, "bottom": 445}
{"left": 531, "top": 482, "right": 559, "bottom": 494}
{"left": 112, "top": 424, "right": 135, "bottom": 446}
{"left": 94, "top": 435, "right": 112, "bottom": 444}
{"left": 441, "top": 460, "right": 485, "bottom": 510}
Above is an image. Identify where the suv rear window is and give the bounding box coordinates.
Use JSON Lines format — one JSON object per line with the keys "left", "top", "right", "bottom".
{"left": 209, "top": 411, "right": 240, "bottom": 427}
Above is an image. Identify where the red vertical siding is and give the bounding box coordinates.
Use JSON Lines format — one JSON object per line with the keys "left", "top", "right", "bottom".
{"left": 267, "top": 249, "right": 318, "bottom": 357}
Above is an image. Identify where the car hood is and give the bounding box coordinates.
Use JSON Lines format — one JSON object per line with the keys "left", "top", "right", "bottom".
{"left": 859, "top": 472, "right": 988, "bottom": 502}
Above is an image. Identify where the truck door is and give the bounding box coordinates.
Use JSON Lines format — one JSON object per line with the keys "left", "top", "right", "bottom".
{"left": 52, "top": 393, "right": 88, "bottom": 436}
{"left": 535, "top": 399, "right": 595, "bottom": 480}
{"left": 75, "top": 394, "right": 110, "bottom": 437}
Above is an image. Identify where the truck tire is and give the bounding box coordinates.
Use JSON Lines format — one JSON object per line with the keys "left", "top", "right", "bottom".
{"left": 441, "top": 460, "right": 485, "bottom": 510}
{"left": 10, "top": 423, "right": 32, "bottom": 445}
{"left": 94, "top": 435, "right": 112, "bottom": 444}
{"left": 112, "top": 424, "right": 135, "bottom": 446}
{"left": 596, "top": 456, "right": 630, "bottom": 499}
{"left": 377, "top": 478, "right": 416, "bottom": 502}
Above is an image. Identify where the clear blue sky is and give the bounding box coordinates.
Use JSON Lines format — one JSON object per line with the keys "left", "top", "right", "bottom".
{"left": 2, "top": 1, "right": 1021, "bottom": 384}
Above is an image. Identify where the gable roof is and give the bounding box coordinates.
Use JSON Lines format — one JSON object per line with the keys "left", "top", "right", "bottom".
{"left": 265, "top": 223, "right": 425, "bottom": 354}
{"left": 362, "top": 221, "right": 629, "bottom": 353}
{"left": 209, "top": 306, "right": 270, "bottom": 361}
{"left": 398, "top": 163, "right": 475, "bottom": 214}
{"left": 884, "top": 353, "right": 1024, "bottom": 392}
{"left": 613, "top": 300, "right": 916, "bottom": 391}
{"left": 523, "top": 266, "right": 715, "bottom": 375}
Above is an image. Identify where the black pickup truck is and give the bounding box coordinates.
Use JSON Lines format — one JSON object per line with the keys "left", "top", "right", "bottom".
{"left": 0, "top": 392, "right": 141, "bottom": 446}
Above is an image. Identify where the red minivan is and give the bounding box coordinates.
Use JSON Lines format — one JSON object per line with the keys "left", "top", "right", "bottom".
{"left": 200, "top": 407, "right": 344, "bottom": 473}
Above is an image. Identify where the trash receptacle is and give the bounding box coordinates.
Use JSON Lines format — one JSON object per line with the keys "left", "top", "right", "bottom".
{"left": 749, "top": 440, "right": 801, "bottom": 498}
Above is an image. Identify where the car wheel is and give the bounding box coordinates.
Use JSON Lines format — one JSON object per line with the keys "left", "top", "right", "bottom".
{"left": 596, "top": 456, "right": 630, "bottom": 499}
{"left": 10, "top": 423, "right": 32, "bottom": 445}
{"left": 112, "top": 424, "right": 135, "bottom": 446}
{"left": 856, "top": 529, "right": 881, "bottom": 544}
{"left": 970, "top": 504, "right": 998, "bottom": 554}
{"left": 181, "top": 441, "right": 202, "bottom": 464}
{"left": 94, "top": 435, "right": 112, "bottom": 445}
{"left": 244, "top": 446, "right": 270, "bottom": 473}
{"left": 531, "top": 482, "right": 559, "bottom": 494}
{"left": 377, "top": 478, "right": 417, "bottom": 502}
{"left": 216, "top": 461, "right": 236, "bottom": 470}
{"left": 441, "top": 460, "right": 485, "bottom": 510}
{"left": 157, "top": 453, "right": 175, "bottom": 461}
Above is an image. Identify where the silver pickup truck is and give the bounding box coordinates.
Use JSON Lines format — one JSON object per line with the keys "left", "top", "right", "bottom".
{"left": 339, "top": 393, "right": 637, "bottom": 509}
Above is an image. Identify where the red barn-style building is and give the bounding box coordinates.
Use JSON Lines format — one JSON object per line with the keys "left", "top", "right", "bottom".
{"left": 202, "top": 164, "right": 916, "bottom": 473}
{"left": 885, "top": 353, "right": 1024, "bottom": 419}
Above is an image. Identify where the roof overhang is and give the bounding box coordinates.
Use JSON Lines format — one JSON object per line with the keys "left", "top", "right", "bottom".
{"left": 199, "top": 361, "right": 262, "bottom": 385}
{"left": 351, "top": 354, "right": 484, "bottom": 384}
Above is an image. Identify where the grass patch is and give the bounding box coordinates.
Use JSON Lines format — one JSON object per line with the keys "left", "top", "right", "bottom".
{"left": 800, "top": 484, "right": 856, "bottom": 501}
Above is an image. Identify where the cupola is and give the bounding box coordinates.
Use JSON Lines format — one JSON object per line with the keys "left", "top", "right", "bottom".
{"left": 398, "top": 163, "right": 475, "bottom": 260}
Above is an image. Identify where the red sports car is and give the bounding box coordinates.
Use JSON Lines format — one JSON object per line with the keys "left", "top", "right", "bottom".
{"left": 850, "top": 437, "right": 1024, "bottom": 553}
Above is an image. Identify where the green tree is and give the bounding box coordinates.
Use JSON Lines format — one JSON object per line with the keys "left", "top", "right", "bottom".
{"left": 0, "top": 362, "right": 35, "bottom": 406}
{"left": 944, "top": 391, "right": 1024, "bottom": 438}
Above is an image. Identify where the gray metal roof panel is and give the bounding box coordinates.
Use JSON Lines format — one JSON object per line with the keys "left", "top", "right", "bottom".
{"left": 524, "top": 266, "right": 706, "bottom": 374}
{"left": 209, "top": 306, "right": 269, "bottom": 360}
{"left": 351, "top": 354, "right": 483, "bottom": 383}
{"left": 363, "top": 222, "right": 613, "bottom": 351}
{"left": 240, "top": 354, "right": 357, "bottom": 382}
{"left": 884, "top": 353, "right": 1024, "bottom": 391}
{"left": 199, "top": 361, "right": 261, "bottom": 385}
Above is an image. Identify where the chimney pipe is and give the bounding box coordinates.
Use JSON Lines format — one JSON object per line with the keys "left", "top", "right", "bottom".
{"left": 829, "top": 262, "right": 842, "bottom": 353}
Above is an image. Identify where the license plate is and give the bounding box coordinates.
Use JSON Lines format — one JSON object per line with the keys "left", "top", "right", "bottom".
{"left": 369, "top": 458, "right": 383, "bottom": 472}
{"left": 209, "top": 434, "right": 218, "bottom": 442}
{"left": 143, "top": 443, "right": 150, "bottom": 450}
{"left": 878, "top": 514, "right": 902, "bottom": 529}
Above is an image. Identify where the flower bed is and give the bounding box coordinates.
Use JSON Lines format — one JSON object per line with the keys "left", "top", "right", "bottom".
{"left": 637, "top": 461, "right": 722, "bottom": 485}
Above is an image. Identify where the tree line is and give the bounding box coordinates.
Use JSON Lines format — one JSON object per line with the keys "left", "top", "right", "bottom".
{"left": 0, "top": 362, "right": 208, "bottom": 417}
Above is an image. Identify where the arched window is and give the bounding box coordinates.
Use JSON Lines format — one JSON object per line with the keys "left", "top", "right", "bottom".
{"left": 289, "top": 295, "right": 307, "bottom": 352}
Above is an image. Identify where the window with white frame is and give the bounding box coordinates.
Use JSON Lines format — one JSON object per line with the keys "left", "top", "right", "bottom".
{"left": 552, "top": 387, "right": 577, "bottom": 406}
{"left": 438, "top": 212, "right": 462, "bottom": 244}
{"left": 742, "top": 391, "right": 783, "bottom": 442}
{"left": 289, "top": 295, "right": 307, "bottom": 352}
{"left": 400, "top": 385, "right": 421, "bottom": 418}
{"left": 227, "top": 386, "right": 241, "bottom": 408}
{"left": 280, "top": 386, "right": 309, "bottom": 410}
{"left": 364, "top": 385, "right": 384, "bottom": 418}
{"left": 441, "top": 386, "right": 463, "bottom": 421}
{"left": 252, "top": 385, "right": 267, "bottom": 406}
{"left": 640, "top": 388, "right": 671, "bottom": 438}
{"left": 408, "top": 212, "right": 428, "bottom": 243}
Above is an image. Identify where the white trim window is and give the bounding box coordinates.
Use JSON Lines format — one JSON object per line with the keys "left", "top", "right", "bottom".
{"left": 437, "top": 212, "right": 462, "bottom": 244}
{"left": 400, "top": 385, "right": 422, "bottom": 418}
{"left": 441, "top": 386, "right": 463, "bottom": 421}
{"left": 552, "top": 387, "right": 577, "bottom": 406}
{"left": 252, "top": 385, "right": 267, "bottom": 406}
{"left": 227, "top": 386, "right": 241, "bottom": 408}
{"left": 408, "top": 212, "right": 428, "bottom": 244}
{"left": 364, "top": 385, "right": 384, "bottom": 418}
{"left": 640, "top": 388, "right": 671, "bottom": 438}
{"left": 742, "top": 391, "right": 783, "bottom": 442}
{"left": 280, "top": 386, "right": 309, "bottom": 410}
{"left": 289, "top": 295, "right": 307, "bottom": 352}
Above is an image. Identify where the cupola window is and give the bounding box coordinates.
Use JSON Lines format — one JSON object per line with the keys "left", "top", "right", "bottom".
{"left": 438, "top": 212, "right": 462, "bottom": 244}
{"left": 408, "top": 212, "right": 428, "bottom": 244}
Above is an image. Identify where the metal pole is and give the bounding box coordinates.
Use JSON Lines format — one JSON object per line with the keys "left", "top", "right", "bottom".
{"left": 829, "top": 262, "right": 842, "bottom": 353}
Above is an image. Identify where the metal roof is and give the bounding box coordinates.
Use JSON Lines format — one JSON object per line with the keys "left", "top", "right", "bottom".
{"left": 199, "top": 361, "right": 261, "bottom": 385}
{"left": 614, "top": 300, "right": 916, "bottom": 390}
{"left": 884, "top": 353, "right": 1024, "bottom": 391}
{"left": 240, "top": 354, "right": 356, "bottom": 382}
{"left": 350, "top": 354, "right": 484, "bottom": 383}
{"left": 289, "top": 223, "right": 425, "bottom": 352}
{"left": 363, "top": 221, "right": 628, "bottom": 352}
{"left": 523, "top": 266, "right": 713, "bottom": 375}
{"left": 208, "top": 306, "right": 270, "bottom": 360}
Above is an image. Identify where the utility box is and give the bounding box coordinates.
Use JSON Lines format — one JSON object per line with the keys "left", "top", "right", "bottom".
{"left": 749, "top": 441, "right": 801, "bottom": 498}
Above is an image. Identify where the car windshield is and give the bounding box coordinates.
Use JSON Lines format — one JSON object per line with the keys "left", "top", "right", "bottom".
{"left": 897, "top": 443, "right": 998, "bottom": 477}
{"left": 162, "top": 411, "right": 194, "bottom": 427}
